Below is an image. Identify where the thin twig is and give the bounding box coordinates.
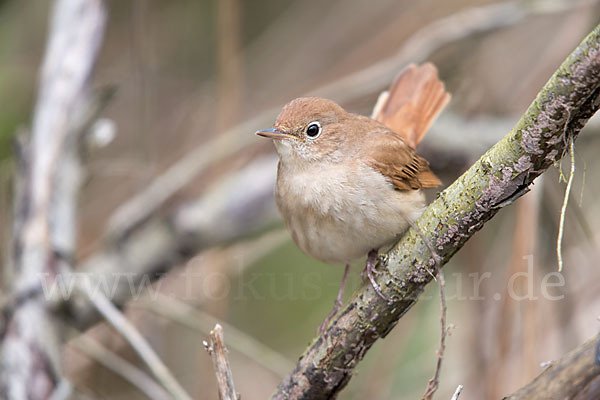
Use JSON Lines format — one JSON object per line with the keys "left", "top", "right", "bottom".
{"left": 204, "top": 324, "right": 239, "bottom": 400}
{"left": 579, "top": 157, "right": 586, "bottom": 206}
{"left": 557, "top": 136, "right": 575, "bottom": 272}
{"left": 81, "top": 289, "right": 193, "bottom": 400}
{"left": 69, "top": 331, "right": 171, "bottom": 400}
{"left": 423, "top": 268, "right": 448, "bottom": 400}
{"left": 451, "top": 385, "right": 463, "bottom": 400}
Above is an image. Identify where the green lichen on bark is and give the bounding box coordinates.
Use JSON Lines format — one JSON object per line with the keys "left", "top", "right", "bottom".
{"left": 273, "top": 23, "right": 600, "bottom": 400}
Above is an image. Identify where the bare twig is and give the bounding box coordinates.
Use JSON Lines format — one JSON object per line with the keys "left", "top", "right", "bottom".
{"left": 82, "top": 290, "right": 192, "bottom": 400}
{"left": 423, "top": 269, "right": 448, "bottom": 400}
{"left": 451, "top": 385, "right": 463, "bottom": 400}
{"left": 69, "top": 331, "right": 171, "bottom": 400}
{"left": 557, "top": 136, "right": 576, "bottom": 271}
{"left": 204, "top": 324, "right": 239, "bottom": 400}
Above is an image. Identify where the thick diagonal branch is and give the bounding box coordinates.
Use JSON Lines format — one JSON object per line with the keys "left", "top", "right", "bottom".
{"left": 272, "top": 24, "right": 600, "bottom": 400}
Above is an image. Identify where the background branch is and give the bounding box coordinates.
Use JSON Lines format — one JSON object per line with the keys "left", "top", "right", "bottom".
{"left": 83, "top": 290, "right": 192, "bottom": 400}
{"left": 0, "top": 0, "right": 106, "bottom": 398}
{"left": 69, "top": 330, "right": 171, "bottom": 400}
{"left": 272, "top": 23, "right": 600, "bottom": 400}
{"left": 503, "top": 333, "right": 600, "bottom": 399}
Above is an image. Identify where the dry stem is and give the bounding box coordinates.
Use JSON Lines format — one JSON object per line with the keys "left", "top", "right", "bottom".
{"left": 205, "top": 324, "right": 239, "bottom": 400}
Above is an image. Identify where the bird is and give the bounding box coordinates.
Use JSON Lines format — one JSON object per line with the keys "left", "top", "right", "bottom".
{"left": 256, "top": 63, "right": 450, "bottom": 332}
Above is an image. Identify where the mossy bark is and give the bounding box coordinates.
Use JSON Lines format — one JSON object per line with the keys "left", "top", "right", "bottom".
{"left": 273, "top": 24, "right": 600, "bottom": 400}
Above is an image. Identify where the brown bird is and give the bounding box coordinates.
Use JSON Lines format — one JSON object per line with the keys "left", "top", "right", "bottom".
{"left": 256, "top": 63, "right": 450, "bottom": 332}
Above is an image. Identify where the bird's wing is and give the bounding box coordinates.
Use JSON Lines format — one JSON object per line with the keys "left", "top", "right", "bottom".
{"left": 361, "top": 129, "right": 441, "bottom": 190}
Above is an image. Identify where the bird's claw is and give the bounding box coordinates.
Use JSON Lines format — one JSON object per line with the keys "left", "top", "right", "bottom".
{"left": 363, "top": 249, "right": 388, "bottom": 301}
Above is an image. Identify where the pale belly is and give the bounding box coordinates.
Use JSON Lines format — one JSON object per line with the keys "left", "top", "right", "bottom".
{"left": 275, "top": 162, "right": 425, "bottom": 264}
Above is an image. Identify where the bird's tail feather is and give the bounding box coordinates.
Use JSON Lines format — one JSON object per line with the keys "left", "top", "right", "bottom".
{"left": 373, "top": 63, "right": 450, "bottom": 149}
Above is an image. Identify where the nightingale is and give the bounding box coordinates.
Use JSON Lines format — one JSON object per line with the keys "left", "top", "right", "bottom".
{"left": 256, "top": 63, "right": 450, "bottom": 332}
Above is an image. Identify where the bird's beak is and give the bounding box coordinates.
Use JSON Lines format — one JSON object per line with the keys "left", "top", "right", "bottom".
{"left": 255, "top": 128, "right": 299, "bottom": 141}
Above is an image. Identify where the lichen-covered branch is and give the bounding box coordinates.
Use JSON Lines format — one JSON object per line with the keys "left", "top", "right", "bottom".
{"left": 272, "top": 23, "right": 600, "bottom": 400}
{"left": 503, "top": 333, "right": 600, "bottom": 399}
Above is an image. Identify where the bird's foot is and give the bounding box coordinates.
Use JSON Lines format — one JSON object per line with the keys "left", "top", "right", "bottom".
{"left": 362, "top": 249, "right": 388, "bottom": 301}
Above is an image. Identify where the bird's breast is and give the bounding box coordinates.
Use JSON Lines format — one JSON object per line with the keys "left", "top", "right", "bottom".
{"left": 275, "top": 161, "right": 426, "bottom": 264}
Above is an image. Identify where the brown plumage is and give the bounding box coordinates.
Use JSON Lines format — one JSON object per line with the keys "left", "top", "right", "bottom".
{"left": 374, "top": 63, "right": 451, "bottom": 149}
{"left": 361, "top": 129, "right": 441, "bottom": 190}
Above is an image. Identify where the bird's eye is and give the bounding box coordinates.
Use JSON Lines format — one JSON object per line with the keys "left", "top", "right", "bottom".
{"left": 305, "top": 122, "right": 321, "bottom": 138}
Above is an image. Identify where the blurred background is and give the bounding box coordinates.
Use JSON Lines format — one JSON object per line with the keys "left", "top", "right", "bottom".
{"left": 1, "top": 0, "right": 600, "bottom": 399}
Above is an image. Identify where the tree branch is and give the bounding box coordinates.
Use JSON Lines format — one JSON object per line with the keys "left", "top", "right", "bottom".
{"left": 503, "top": 333, "right": 600, "bottom": 399}
{"left": 272, "top": 23, "right": 600, "bottom": 400}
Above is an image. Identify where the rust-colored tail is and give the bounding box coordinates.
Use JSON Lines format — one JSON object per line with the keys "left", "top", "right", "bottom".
{"left": 373, "top": 63, "right": 450, "bottom": 149}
